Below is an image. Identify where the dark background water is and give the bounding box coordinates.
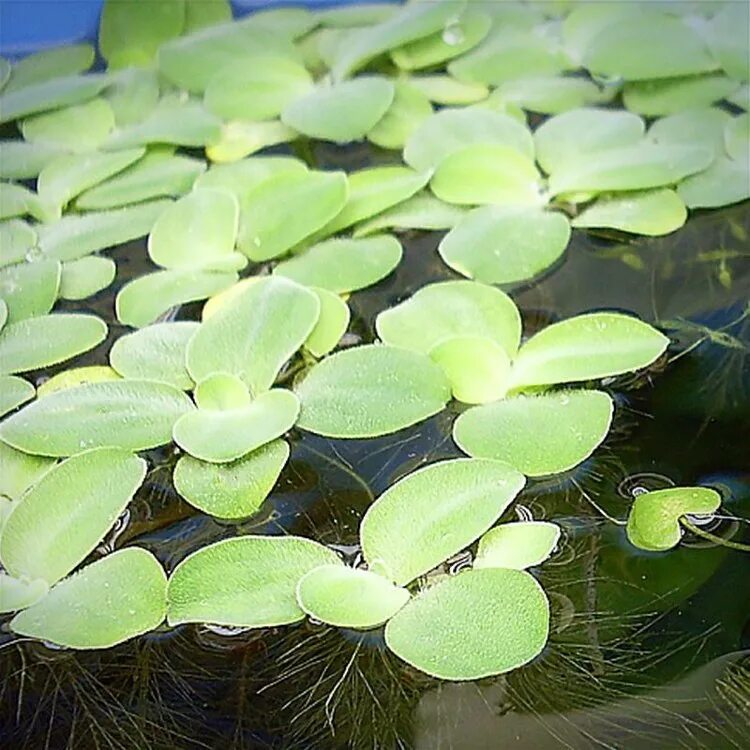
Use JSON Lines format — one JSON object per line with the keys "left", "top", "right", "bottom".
{"left": 1, "top": 137, "right": 749, "bottom": 749}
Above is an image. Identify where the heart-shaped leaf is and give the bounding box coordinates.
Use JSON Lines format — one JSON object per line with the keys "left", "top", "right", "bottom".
{"left": 475, "top": 522, "right": 561, "bottom": 570}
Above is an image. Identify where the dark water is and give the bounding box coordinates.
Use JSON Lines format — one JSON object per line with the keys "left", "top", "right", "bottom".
{"left": 1, "top": 140, "right": 749, "bottom": 749}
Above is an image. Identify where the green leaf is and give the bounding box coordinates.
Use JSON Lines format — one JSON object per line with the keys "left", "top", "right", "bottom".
{"left": 0, "top": 314, "right": 107, "bottom": 376}
{"left": 148, "top": 188, "right": 242, "bottom": 271}
{"left": 429, "top": 336, "right": 511, "bottom": 405}
{"left": 116, "top": 268, "right": 237, "bottom": 328}
{"left": 623, "top": 74, "right": 740, "bottom": 117}
{"left": 274, "top": 235, "right": 402, "bottom": 294}
{"left": 187, "top": 276, "right": 319, "bottom": 395}
{"left": 353, "top": 192, "right": 466, "bottom": 237}
{"left": 193, "top": 372, "right": 251, "bottom": 410}
{"left": 320, "top": 166, "right": 429, "bottom": 236}
{"left": 376, "top": 280, "right": 521, "bottom": 358}
{"left": 281, "top": 77, "right": 394, "bottom": 143}
{"left": 295, "top": 344, "right": 451, "bottom": 438}
{"left": 361, "top": 458, "right": 525, "bottom": 585}
{"left": 205, "top": 55, "right": 313, "bottom": 121}
{"left": 297, "top": 565, "right": 410, "bottom": 629}
{"left": 454, "top": 390, "right": 614, "bottom": 477}
{"left": 677, "top": 156, "right": 750, "bottom": 209}
{"left": 0, "top": 299, "right": 6, "bottom": 331}
{"left": 100, "top": 0, "right": 185, "bottom": 68}
{"left": 409, "top": 75, "right": 489, "bottom": 105}
{"left": 10, "top": 547, "right": 167, "bottom": 649}
{"left": 38, "top": 199, "right": 171, "bottom": 261}
{"left": 391, "top": 8, "right": 492, "bottom": 71}
{"left": 572, "top": 189, "right": 687, "bottom": 237}
{"left": 195, "top": 155, "right": 307, "bottom": 201}
{"left": 708, "top": 2, "right": 749, "bottom": 82}
{"left": 385, "top": 568, "right": 549, "bottom": 680}
{"left": 533, "top": 108, "right": 645, "bottom": 176}
{"left": 0, "top": 375, "right": 35, "bottom": 417}
{"left": 37, "top": 365, "right": 121, "bottom": 398}
{"left": 627, "top": 487, "right": 722, "bottom": 552}
{"left": 184, "top": 0, "right": 232, "bottom": 32}
{"left": 0, "top": 220, "right": 37, "bottom": 267}
{"left": 0, "top": 182, "right": 45, "bottom": 221}
{"left": 173, "top": 388, "right": 299, "bottom": 463}
{"left": 59, "top": 256, "right": 117, "bottom": 301}
{"left": 316, "top": 3, "right": 396, "bottom": 28}
{"left": 583, "top": 13, "right": 718, "bottom": 81}
{"left": 173, "top": 439, "right": 289, "bottom": 519}
{"left": 109, "top": 322, "right": 199, "bottom": 390}
{"left": 0, "top": 258, "right": 60, "bottom": 322}
{"left": 508, "top": 313, "right": 669, "bottom": 391}
{"left": 167, "top": 535, "right": 341, "bottom": 627}
{"left": 0, "top": 448, "right": 146, "bottom": 584}
{"left": 495, "top": 75, "right": 612, "bottom": 115}
{"left": 475, "top": 522, "right": 561, "bottom": 570}
{"left": 0, "top": 140, "right": 64, "bottom": 179}
{"left": 430, "top": 143, "right": 543, "bottom": 206}
{"left": 725, "top": 114, "right": 749, "bottom": 163}
{"left": 38, "top": 148, "right": 146, "bottom": 214}
{"left": 305, "top": 288, "right": 350, "bottom": 358}
{"left": 367, "top": 79, "right": 433, "bottom": 150}
{"left": 548, "top": 142, "right": 713, "bottom": 197}
{"left": 104, "top": 67, "right": 159, "bottom": 126}
{"left": 404, "top": 108, "right": 534, "bottom": 172}
{"left": 648, "top": 107, "right": 731, "bottom": 155}
{"left": 0, "top": 441, "right": 54, "bottom": 501}
{"left": 237, "top": 170, "right": 348, "bottom": 261}
{"left": 0, "top": 379, "right": 194, "bottom": 456}
{"left": 0, "top": 57, "right": 8, "bottom": 89}
{"left": 77, "top": 151, "right": 206, "bottom": 210}
{"left": 0, "top": 574, "right": 48, "bottom": 614}
{"left": 4, "top": 44, "right": 94, "bottom": 93}
{"left": 439, "top": 206, "right": 570, "bottom": 284}
{"left": 206, "top": 119, "right": 298, "bottom": 163}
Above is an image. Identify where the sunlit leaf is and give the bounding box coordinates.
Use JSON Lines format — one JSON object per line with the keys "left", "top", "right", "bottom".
{"left": 454, "top": 390, "right": 614, "bottom": 476}
{"left": 193, "top": 372, "right": 251, "bottom": 410}
{"left": 0, "top": 379, "right": 193, "bottom": 456}
{"left": 59, "top": 256, "right": 116, "bottom": 301}
{"left": 0, "top": 574, "right": 48, "bottom": 614}
{"left": 206, "top": 119, "right": 297, "bottom": 163}
{"left": 275, "top": 235, "right": 402, "bottom": 294}
{"left": 0, "top": 139, "right": 64, "bottom": 179}
{"left": 385, "top": 568, "right": 549, "bottom": 680}
{"left": 627, "top": 486, "right": 722, "bottom": 552}
{"left": 38, "top": 199, "right": 171, "bottom": 261}
{"left": 116, "top": 268, "right": 237, "bottom": 328}
{"left": 367, "top": 79, "right": 433, "bottom": 150}
{"left": 21, "top": 98, "right": 115, "bottom": 153}
{"left": 572, "top": 189, "right": 687, "bottom": 236}
{"left": 10, "top": 547, "right": 167, "bottom": 649}
{"left": 508, "top": 313, "right": 669, "bottom": 391}
{"left": 305, "top": 288, "right": 350, "bottom": 358}
{"left": 475, "top": 522, "right": 561, "bottom": 570}
{"left": 0, "top": 375, "right": 35, "bottom": 417}
{"left": 4, "top": 44, "right": 94, "bottom": 93}
{"left": 677, "top": 157, "right": 750, "bottom": 209}
{"left": 353, "top": 192, "right": 466, "bottom": 237}
{"left": 362, "top": 457, "right": 524, "bottom": 585}
{"left": 430, "top": 144, "right": 543, "bottom": 206}
{"left": 623, "top": 74, "right": 740, "bottom": 116}
{"left": 297, "top": 564, "right": 410, "bottom": 629}
{"left": 0, "top": 258, "right": 60, "bottom": 322}
{"left": 99, "top": 0, "right": 185, "bottom": 68}
{"left": 36, "top": 365, "right": 120, "bottom": 397}
{"left": 404, "top": 108, "right": 534, "bottom": 173}
{"left": 0, "top": 314, "right": 107, "bottom": 376}
{"left": 409, "top": 75, "right": 489, "bottom": 105}
{"left": 0, "top": 448, "right": 146, "bottom": 584}
{"left": 237, "top": 170, "right": 348, "bottom": 261}
{"left": 0, "top": 220, "right": 37, "bottom": 267}
{"left": 109, "top": 322, "right": 199, "bottom": 390}
{"left": 296, "top": 344, "right": 451, "bottom": 438}
{"left": 173, "top": 439, "right": 288, "bottom": 519}
{"left": 77, "top": 151, "right": 206, "bottom": 210}
{"left": 187, "top": 276, "right": 319, "bottom": 395}
{"left": 167, "top": 535, "right": 341, "bottom": 627}
{"left": 429, "top": 336, "right": 511, "bottom": 405}
{"left": 376, "top": 280, "right": 521, "bottom": 358}
{"left": 282, "top": 77, "right": 394, "bottom": 143}
{"left": 0, "top": 441, "right": 55, "bottom": 500}
{"left": 439, "top": 206, "right": 569, "bottom": 284}
{"left": 173, "top": 388, "right": 299, "bottom": 463}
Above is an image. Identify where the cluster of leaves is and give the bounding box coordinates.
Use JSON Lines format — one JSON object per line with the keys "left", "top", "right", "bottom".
{"left": 0, "top": 0, "right": 746, "bottom": 678}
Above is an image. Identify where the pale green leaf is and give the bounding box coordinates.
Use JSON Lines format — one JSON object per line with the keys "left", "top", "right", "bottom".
{"left": 184, "top": 0, "right": 232, "bottom": 32}
{"left": 0, "top": 379, "right": 194, "bottom": 456}
{"left": 0, "top": 574, "right": 48, "bottom": 613}
{"left": 295, "top": 344, "right": 451, "bottom": 438}
{"left": 385, "top": 568, "right": 549, "bottom": 680}
{"left": 0, "top": 139, "right": 65, "bottom": 179}
{"left": 724, "top": 114, "right": 749, "bottom": 163}
{"left": 0, "top": 57, "right": 8, "bottom": 89}
{"left": 624, "top": 74, "right": 740, "bottom": 116}
{"left": 166, "top": 535, "right": 341, "bottom": 627}
{"left": 173, "top": 439, "right": 288, "bottom": 519}
{"left": 109, "top": 321, "right": 199, "bottom": 390}
{"left": 116, "top": 268, "right": 237, "bottom": 328}
{"left": 0, "top": 220, "right": 37, "bottom": 268}
{"left": 708, "top": 2, "right": 749, "bottom": 82}
{"left": 409, "top": 75, "right": 489, "bottom": 105}
{"left": 305, "top": 288, "right": 350, "bottom": 358}
{"left": 353, "top": 192, "right": 466, "bottom": 237}
{"left": 496, "top": 75, "right": 613, "bottom": 114}
{"left": 195, "top": 155, "right": 306, "bottom": 201}
{"left": 376, "top": 280, "right": 521, "bottom": 358}
{"left": 648, "top": 107, "right": 731, "bottom": 155}
{"left": 274, "top": 235, "right": 402, "bottom": 294}
{"left": 439, "top": 206, "right": 570, "bottom": 284}
{"left": 4, "top": 44, "right": 94, "bottom": 93}
{"left": 508, "top": 313, "right": 669, "bottom": 391}
{"left": 0, "top": 182, "right": 45, "bottom": 221}
{"left": 316, "top": 3, "right": 396, "bottom": 28}
{"left": 0, "top": 448, "right": 146, "bottom": 584}
{"left": 37, "top": 366, "right": 121, "bottom": 398}
{"left": 454, "top": 390, "right": 614, "bottom": 476}
{"left": 206, "top": 119, "right": 298, "bottom": 163}
{"left": 0, "top": 314, "right": 107, "bottom": 376}
{"left": 104, "top": 67, "right": 160, "bottom": 126}
{"left": 10, "top": 547, "right": 167, "bottom": 648}
{"left": 297, "top": 564, "right": 410, "bottom": 629}
{"left": 0, "top": 259, "right": 60, "bottom": 322}
{"left": 0, "top": 441, "right": 55, "bottom": 500}
{"left": 367, "top": 79, "right": 433, "bottom": 150}
{"left": 362, "top": 458, "right": 525, "bottom": 586}
{"left": 627, "top": 486, "right": 722, "bottom": 552}
{"left": 187, "top": 276, "right": 319, "bottom": 395}
{"left": 677, "top": 157, "right": 750, "bottom": 209}
{"left": 59, "top": 256, "right": 116, "bottom": 301}
{"left": 0, "top": 375, "right": 35, "bottom": 417}
{"left": 193, "top": 372, "right": 251, "bottom": 410}
{"left": 21, "top": 98, "right": 114, "bottom": 153}
{"left": 475, "top": 522, "right": 561, "bottom": 570}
